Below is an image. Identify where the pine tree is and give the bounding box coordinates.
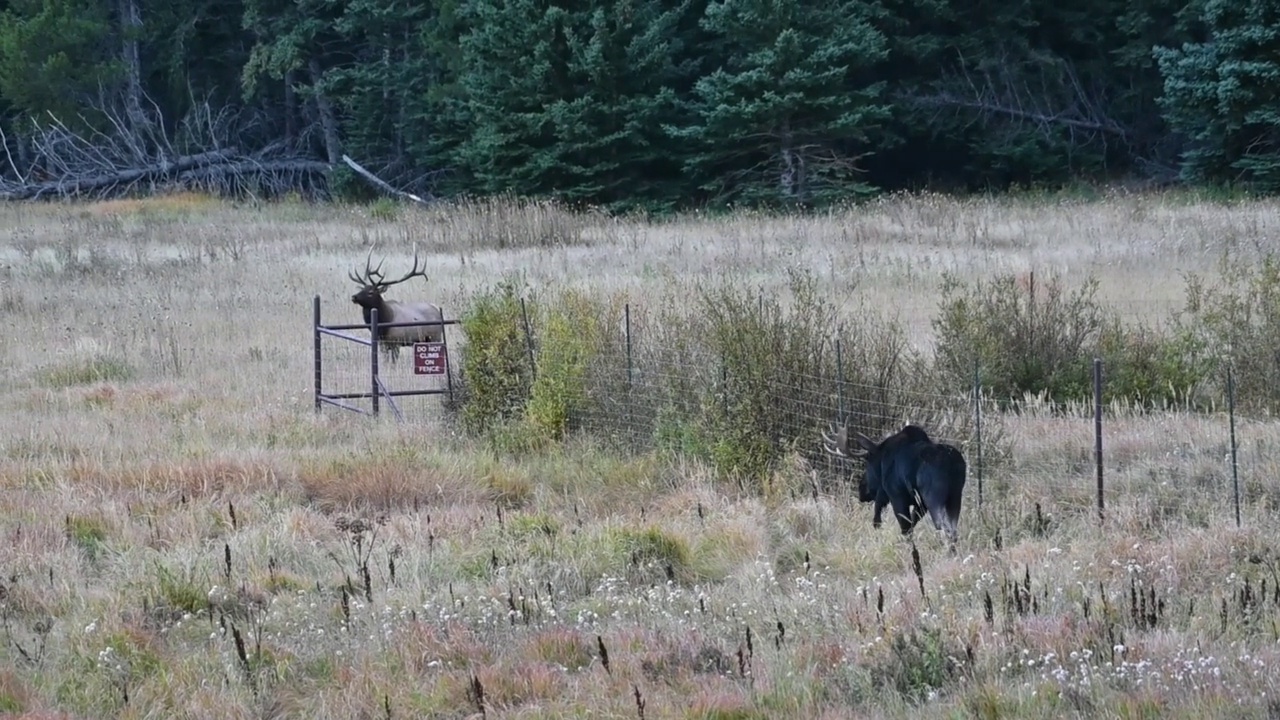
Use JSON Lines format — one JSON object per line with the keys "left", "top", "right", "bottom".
{"left": 1156, "top": 0, "right": 1280, "bottom": 190}
{"left": 669, "top": 0, "right": 892, "bottom": 207}
{"left": 455, "top": 0, "right": 699, "bottom": 210}
{"left": 0, "top": 0, "right": 119, "bottom": 127}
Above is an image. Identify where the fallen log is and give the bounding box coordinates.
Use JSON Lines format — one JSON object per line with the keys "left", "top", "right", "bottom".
{"left": 341, "top": 154, "right": 435, "bottom": 205}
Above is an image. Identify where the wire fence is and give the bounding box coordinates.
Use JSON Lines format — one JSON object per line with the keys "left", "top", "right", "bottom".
{"left": 318, "top": 297, "right": 1277, "bottom": 529}
{"left": 313, "top": 297, "right": 460, "bottom": 424}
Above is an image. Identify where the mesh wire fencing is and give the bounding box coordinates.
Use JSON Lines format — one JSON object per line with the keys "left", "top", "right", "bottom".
{"left": 320, "top": 297, "right": 1270, "bottom": 526}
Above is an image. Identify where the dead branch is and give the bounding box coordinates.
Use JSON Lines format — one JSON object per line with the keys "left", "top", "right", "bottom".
{"left": 0, "top": 89, "right": 333, "bottom": 201}
{"left": 342, "top": 154, "right": 435, "bottom": 205}
{"left": 900, "top": 48, "right": 1131, "bottom": 144}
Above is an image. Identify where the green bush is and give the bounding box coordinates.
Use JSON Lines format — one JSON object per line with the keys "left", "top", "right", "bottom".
{"left": 458, "top": 278, "right": 535, "bottom": 435}
{"left": 687, "top": 269, "right": 842, "bottom": 480}
{"left": 640, "top": 269, "right": 936, "bottom": 485}
{"left": 1174, "top": 252, "right": 1280, "bottom": 411}
{"left": 1097, "top": 318, "right": 1211, "bottom": 409}
{"left": 933, "top": 270, "right": 1208, "bottom": 408}
{"left": 933, "top": 271, "right": 1104, "bottom": 403}
{"left": 524, "top": 289, "right": 618, "bottom": 444}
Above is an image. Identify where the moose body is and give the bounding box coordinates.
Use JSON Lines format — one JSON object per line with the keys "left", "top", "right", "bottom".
{"left": 824, "top": 423, "right": 967, "bottom": 551}
{"left": 349, "top": 248, "right": 444, "bottom": 363}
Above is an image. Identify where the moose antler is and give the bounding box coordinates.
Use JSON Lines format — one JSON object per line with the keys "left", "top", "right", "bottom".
{"left": 822, "top": 422, "right": 851, "bottom": 458}
{"left": 347, "top": 246, "right": 427, "bottom": 288}
{"left": 822, "top": 421, "right": 876, "bottom": 459}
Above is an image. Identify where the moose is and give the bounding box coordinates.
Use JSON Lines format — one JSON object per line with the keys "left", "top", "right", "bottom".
{"left": 823, "top": 422, "right": 968, "bottom": 552}
{"left": 348, "top": 247, "right": 444, "bottom": 363}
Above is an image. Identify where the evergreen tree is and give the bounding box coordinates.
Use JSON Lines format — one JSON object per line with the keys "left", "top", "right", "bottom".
{"left": 1156, "top": 0, "right": 1280, "bottom": 190}
{"left": 241, "top": 0, "right": 347, "bottom": 161}
{"left": 324, "top": 0, "right": 434, "bottom": 179}
{"left": 0, "top": 0, "right": 120, "bottom": 127}
{"left": 455, "top": 0, "right": 695, "bottom": 210}
{"left": 669, "top": 0, "right": 892, "bottom": 207}
{"left": 146, "top": 0, "right": 253, "bottom": 123}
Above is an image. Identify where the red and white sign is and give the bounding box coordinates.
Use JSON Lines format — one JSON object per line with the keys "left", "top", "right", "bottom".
{"left": 413, "top": 342, "right": 447, "bottom": 375}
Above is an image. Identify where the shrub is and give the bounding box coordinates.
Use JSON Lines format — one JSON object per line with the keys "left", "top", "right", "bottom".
{"left": 458, "top": 278, "right": 535, "bottom": 435}
{"left": 1174, "top": 252, "right": 1280, "bottom": 412}
{"left": 639, "top": 269, "right": 938, "bottom": 485}
{"left": 1096, "top": 318, "right": 1211, "bottom": 409}
{"left": 933, "top": 271, "right": 1104, "bottom": 404}
{"left": 933, "top": 270, "right": 1208, "bottom": 408}
{"left": 524, "top": 290, "right": 618, "bottom": 443}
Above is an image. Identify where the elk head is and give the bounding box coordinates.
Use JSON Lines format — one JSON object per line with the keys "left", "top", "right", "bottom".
{"left": 348, "top": 246, "right": 428, "bottom": 318}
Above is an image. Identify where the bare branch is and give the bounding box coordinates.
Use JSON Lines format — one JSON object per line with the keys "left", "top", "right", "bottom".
{"left": 0, "top": 88, "right": 334, "bottom": 202}
{"left": 900, "top": 47, "right": 1131, "bottom": 144}
{"left": 341, "top": 154, "right": 435, "bottom": 205}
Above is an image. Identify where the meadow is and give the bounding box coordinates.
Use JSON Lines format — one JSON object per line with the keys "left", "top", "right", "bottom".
{"left": 1, "top": 190, "right": 1280, "bottom": 718}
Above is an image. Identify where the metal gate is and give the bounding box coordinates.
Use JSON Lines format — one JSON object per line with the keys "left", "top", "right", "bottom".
{"left": 311, "top": 295, "right": 458, "bottom": 421}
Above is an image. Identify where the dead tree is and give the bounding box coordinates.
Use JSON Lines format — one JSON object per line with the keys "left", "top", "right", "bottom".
{"left": 0, "top": 93, "right": 332, "bottom": 201}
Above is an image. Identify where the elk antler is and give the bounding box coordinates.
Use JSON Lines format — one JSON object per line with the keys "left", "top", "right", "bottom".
{"left": 375, "top": 246, "right": 427, "bottom": 288}
{"left": 348, "top": 246, "right": 388, "bottom": 287}
{"left": 348, "top": 246, "right": 427, "bottom": 289}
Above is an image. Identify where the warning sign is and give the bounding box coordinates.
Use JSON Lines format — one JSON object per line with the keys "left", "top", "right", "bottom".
{"left": 413, "top": 342, "right": 447, "bottom": 375}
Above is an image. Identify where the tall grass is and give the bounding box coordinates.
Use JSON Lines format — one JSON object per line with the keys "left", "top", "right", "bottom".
{"left": 0, "top": 191, "right": 1277, "bottom": 718}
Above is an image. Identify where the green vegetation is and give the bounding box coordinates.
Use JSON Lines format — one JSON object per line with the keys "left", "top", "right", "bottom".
{"left": 43, "top": 356, "right": 134, "bottom": 389}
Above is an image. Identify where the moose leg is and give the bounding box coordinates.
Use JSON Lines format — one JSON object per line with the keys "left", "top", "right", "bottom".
{"left": 870, "top": 486, "right": 890, "bottom": 527}
{"left": 891, "top": 495, "right": 916, "bottom": 535}
{"left": 920, "top": 490, "right": 959, "bottom": 554}
{"left": 944, "top": 491, "right": 963, "bottom": 549}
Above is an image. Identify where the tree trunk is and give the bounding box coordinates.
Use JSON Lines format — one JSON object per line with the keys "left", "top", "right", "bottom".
{"left": 118, "top": 0, "right": 147, "bottom": 136}
{"left": 779, "top": 117, "right": 795, "bottom": 201}
{"left": 308, "top": 58, "right": 341, "bottom": 165}
{"left": 284, "top": 69, "right": 297, "bottom": 146}
{"left": 395, "top": 32, "right": 409, "bottom": 163}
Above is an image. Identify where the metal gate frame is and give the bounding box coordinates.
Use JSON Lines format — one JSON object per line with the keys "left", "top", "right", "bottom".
{"left": 312, "top": 295, "right": 458, "bottom": 420}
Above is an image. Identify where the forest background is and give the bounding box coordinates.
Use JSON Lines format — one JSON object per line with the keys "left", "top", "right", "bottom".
{"left": 0, "top": 0, "right": 1271, "bottom": 209}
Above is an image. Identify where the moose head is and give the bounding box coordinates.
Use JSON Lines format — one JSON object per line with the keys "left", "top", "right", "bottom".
{"left": 823, "top": 421, "right": 967, "bottom": 553}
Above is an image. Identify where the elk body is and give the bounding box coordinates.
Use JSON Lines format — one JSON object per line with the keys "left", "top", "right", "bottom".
{"left": 823, "top": 423, "right": 968, "bottom": 552}
{"left": 348, "top": 248, "right": 444, "bottom": 363}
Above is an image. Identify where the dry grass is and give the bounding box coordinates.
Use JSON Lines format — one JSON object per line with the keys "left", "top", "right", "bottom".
{"left": 1, "top": 191, "right": 1280, "bottom": 718}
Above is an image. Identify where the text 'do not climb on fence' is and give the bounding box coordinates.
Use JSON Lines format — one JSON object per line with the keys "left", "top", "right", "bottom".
{"left": 414, "top": 342, "right": 448, "bottom": 375}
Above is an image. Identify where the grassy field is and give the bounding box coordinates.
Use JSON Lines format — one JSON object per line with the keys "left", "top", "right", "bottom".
{"left": 2, "top": 190, "right": 1280, "bottom": 718}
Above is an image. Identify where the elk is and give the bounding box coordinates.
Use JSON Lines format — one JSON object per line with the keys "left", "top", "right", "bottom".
{"left": 823, "top": 422, "right": 968, "bottom": 553}
{"left": 348, "top": 247, "right": 444, "bottom": 363}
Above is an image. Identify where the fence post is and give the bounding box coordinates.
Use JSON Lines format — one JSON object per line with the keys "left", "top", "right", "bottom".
{"left": 370, "top": 307, "right": 380, "bottom": 417}
{"left": 1093, "top": 357, "right": 1104, "bottom": 525}
{"left": 520, "top": 297, "right": 536, "bottom": 376}
{"left": 313, "top": 295, "right": 322, "bottom": 413}
{"left": 1229, "top": 366, "right": 1241, "bottom": 527}
{"left": 625, "top": 303, "right": 633, "bottom": 388}
{"left": 835, "top": 337, "right": 845, "bottom": 420}
{"left": 442, "top": 314, "right": 455, "bottom": 407}
{"left": 973, "top": 358, "right": 983, "bottom": 508}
